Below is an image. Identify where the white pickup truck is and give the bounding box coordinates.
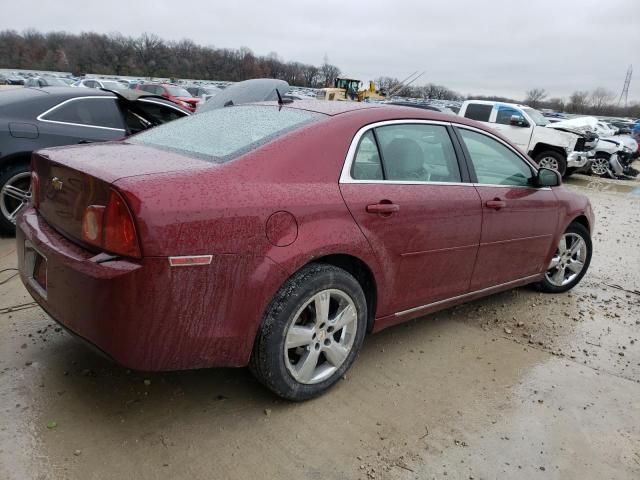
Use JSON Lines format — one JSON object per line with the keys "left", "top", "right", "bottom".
{"left": 458, "top": 100, "right": 592, "bottom": 176}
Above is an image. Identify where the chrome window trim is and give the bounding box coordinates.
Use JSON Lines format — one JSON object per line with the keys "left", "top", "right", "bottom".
{"left": 339, "top": 119, "right": 464, "bottom": 185}
{"left": 395, "top": 273, "right": 541, "bottom": 317}
{"left": 138, "top": 98, "right": 192, "bottom": 116}
{"left": 36, "top": 96, "right": 126, "bottom": 132}
{"left": 339, "top": 119, "right": 549, "bottom": 190}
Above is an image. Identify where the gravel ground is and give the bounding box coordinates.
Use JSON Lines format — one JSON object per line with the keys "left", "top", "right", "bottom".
{"left": 0, "top": 174, "right": 638, "bottom": 480}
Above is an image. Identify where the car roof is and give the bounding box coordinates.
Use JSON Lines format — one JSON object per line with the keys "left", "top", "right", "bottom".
{"left": 256, "top": 99, "right": 383, "bottom": 116}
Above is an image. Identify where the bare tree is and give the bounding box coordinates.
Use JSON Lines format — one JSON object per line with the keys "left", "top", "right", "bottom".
{"left": 568, "top": 91, "right": 590, "bottom": 114}
{"left": 319, "top": 59, "right": 341, "bottom": 87}
{"left": 525, "top": 88, "right": 548, "bottom": 108}
{"left": 589, "top": 87, "right": 615, "bottom": 114}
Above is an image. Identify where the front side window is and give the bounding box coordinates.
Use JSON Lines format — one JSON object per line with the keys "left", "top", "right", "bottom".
{"left": 41, "top": 98, "right": 124, "bottom": 129}
{"left": 495, "top": 105, "right": 524, "bottom": 125}
{"left": 131, "top": 105, "right": 325, "bottom": 163}
{"left": 458, "top": 128, "right": 533, "bottom": 186}
{"left": 463, "top": 103, "right": 492, "bottom": 122}
{"left": 375, "top": 124, "right": 461, "bottom": 182}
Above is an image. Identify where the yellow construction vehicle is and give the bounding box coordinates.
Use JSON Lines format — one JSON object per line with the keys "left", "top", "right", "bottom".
{"left": 316, "top": 77, "right": 386, "bottom": 102}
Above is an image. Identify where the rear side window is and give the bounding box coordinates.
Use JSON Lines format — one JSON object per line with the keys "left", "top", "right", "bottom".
{"left": 464, "top": 103, "right": 493, "bottom": 122}
{"left": 41, "top": 98, "right": 124, "bottom": 129}
{"left": 131, "top": 105, "right": 325, "bottom": 163}
{"left": 134, "top": 100, "right": 186, "bottom": 124}
{"left": 352, "top": 131, "right": 383, "bottom": 180}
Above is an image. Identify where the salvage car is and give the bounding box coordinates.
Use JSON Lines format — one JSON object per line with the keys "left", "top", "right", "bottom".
{"left": 135, "top": 83, "right": 200, "bottom": 112}
{"left": 458, "top": 100, "right": 594, "bottom": 176}
{"left": 74, "top": 78, "right": 125, "bottom": 90}
{"left": 0, "top": 87, "right": 189, "bottom": 233}
{"left": 17, "top": 101, "right": 594, "bottom": 400}
{"left": 24, "top": 76, "right": 70, "bottom": 88}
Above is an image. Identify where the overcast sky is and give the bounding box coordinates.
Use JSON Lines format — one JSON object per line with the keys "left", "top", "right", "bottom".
{"left": 2, "top": 0, "right": 638, "bottom": 101}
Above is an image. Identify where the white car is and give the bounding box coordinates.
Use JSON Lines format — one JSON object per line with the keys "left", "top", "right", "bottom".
{"left": 458, "top": 100, "right": 591, "bottom": 176}
{"left": 74, "top": 79, "right": 124, "bottom": 90}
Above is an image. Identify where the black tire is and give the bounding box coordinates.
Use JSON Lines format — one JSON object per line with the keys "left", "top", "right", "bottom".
{"left": 534, "top": 150, "right": 567, "bottom": 177}
{"left": 250, "top": 263, "right": 368, "bottom": 401}
{"left": 0, "top": 162, "right": 31, "bottom": 235}
{"left": 536, "top": 222, "right": 592, "bottom": 293}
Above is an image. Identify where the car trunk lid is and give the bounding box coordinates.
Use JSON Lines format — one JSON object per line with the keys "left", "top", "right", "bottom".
{"left": 31, "top": 142, "right": 211, "bottom": 246}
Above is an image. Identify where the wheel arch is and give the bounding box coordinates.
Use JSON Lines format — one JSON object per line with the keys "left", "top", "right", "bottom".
{"left": 570, "top": 214, "right": 591, "bottom": 233}
{"left": 0, "top": 151, "right": 33, "bottom": 169}
{"left": 529, "top": 143, "right": 566, "bottom": 159}
{"left": 309, "top": 253, "right": 378, "bottom": 333}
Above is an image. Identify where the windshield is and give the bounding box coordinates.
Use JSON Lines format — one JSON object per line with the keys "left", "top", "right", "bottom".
{"left": 522, "top": 107, "right": 549, "bottom": 126}
{"left": 166, "top": 86, "right": 192, "bottom": 97}
{"left": 130, "top": 105, "right": 325, "bottom": 163}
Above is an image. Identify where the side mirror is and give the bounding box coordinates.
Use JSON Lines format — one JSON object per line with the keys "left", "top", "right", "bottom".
{"left": 537, "top": 167, "right": 561, "bottom": 187}
{"left": 509, "top": 115, "right": 528, "bottom": 127}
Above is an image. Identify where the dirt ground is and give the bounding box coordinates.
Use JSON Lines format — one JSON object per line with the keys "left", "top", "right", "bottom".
{"left": 0, "top": 174, "right": 639, "bottom": 480}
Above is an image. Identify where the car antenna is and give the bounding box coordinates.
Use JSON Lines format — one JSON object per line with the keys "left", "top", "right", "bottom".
{"left": 275, "top": 89, "right": 292, "bottom": 109}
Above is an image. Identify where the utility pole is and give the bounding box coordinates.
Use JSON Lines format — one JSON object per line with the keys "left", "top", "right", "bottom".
{"left": 617, "top": 65, "right": 632, "bottom": 108}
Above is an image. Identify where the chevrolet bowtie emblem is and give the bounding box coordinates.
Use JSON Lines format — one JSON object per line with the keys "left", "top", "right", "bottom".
{"left": 51, "top": 177, "right": 63, "bottom": 191}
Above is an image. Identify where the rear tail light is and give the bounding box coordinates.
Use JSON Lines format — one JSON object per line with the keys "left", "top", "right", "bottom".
{"left": 31, "top": 171, "right": 40, "bottom": 209}
{"left": 81, "top": 189, "right": 141, "bottom": 258}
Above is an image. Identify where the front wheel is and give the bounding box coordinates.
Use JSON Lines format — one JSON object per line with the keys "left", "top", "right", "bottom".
{"left": 589, "top": 154, "right": 610, "bottom": 177}
{"left": 534, "top": 151, "right": 567, "bottom": 177}
{"left": 250, "top": 263, "right": 367, "bottom": 401}
{"left": 536, "top": 222, "right": 592, "bottom": 293}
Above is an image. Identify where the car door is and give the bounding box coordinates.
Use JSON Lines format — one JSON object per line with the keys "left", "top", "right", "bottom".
{"left": 455, "top": 126, "right": 558, "bottom": 290}
{"left": 489, "top": 105, "right": 533, "bottom": 152}
{"left": 340, "top": 121, "right": 482, "bottom": 315}
{"left": 37, "top": 97, "right": 126, "bottom": 145}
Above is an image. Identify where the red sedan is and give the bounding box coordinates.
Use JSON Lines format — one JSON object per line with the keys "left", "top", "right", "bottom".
{"left": 135, "top": 83, "right": 200, "bottom": 112}
{"left": 17, "top": 101, "right": 594, "bottom": 400}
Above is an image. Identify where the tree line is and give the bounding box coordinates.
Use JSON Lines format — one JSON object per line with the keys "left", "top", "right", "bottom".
{"left": 1, "top": 29, "right": 638, "bottom": 118}
{"left": 0, "top": 30, "right": 341, "bottom": 88}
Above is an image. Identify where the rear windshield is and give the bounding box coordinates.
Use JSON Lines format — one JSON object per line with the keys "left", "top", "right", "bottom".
{"left": 130, "top": 105, "right": 325, "bottom": 163}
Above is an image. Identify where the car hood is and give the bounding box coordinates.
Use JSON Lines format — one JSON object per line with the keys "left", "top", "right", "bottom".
{"left": 546, "top": 116, "right": 598, "bottom": 136}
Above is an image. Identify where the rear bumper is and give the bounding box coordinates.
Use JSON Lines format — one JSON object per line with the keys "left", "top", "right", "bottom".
{"left": 17, "top": 207, "right": 285, "bottom": 371}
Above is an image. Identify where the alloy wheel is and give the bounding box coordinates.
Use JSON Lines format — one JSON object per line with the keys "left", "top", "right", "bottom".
{"left": 538, "top": 156, "right": 559, "bottom": 171}
{"left": 545, "top": 233, "right": 588, "bottom": 287}
{"left": 284, "top": 289, "right": 358, "bottom": 384}
{"left": 590, "top": 157, "right": 609, "bottom": 176}
{"left": 0, "top": 172, "right": 31, "bottom": 225}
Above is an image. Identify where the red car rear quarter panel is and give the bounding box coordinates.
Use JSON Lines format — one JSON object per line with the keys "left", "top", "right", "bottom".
{"left": 18, "top": 207, "right": 288, "bottom": 370}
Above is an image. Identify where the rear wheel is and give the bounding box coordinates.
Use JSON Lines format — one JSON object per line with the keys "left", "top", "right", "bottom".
{"left": 0, "top": 163, "right": 31, "bottom": 234}
{"left": 250, "top": 263, "right": 367, "bottom": 401}
{"left": 535, "top": 151, "right": 567, "bottom": 177}
{"left": 536, "top": 222, "right": 591, "bottom": 293}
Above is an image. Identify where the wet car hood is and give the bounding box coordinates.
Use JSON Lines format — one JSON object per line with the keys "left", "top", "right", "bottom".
{"left": 198, "top": 79, "right": 290, "bottom": 112}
